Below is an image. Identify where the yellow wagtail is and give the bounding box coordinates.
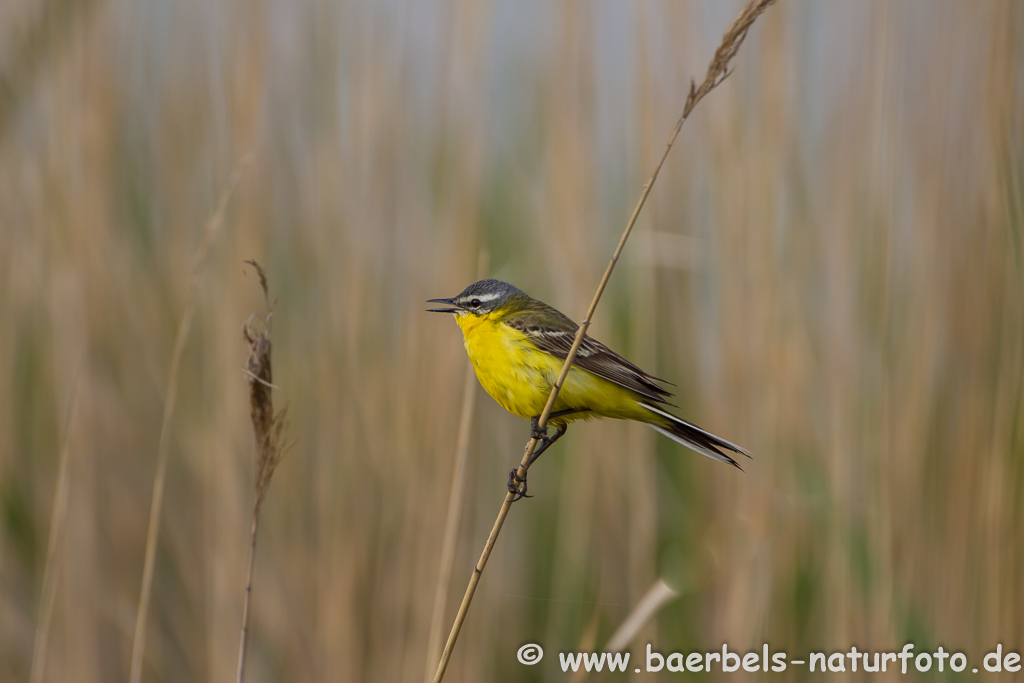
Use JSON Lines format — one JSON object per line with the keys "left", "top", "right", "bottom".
{"left": 428, "top": 279, "right": 749, "bottom": 497}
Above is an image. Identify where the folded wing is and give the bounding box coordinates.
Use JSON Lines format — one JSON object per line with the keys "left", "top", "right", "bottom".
{"left": 504, "top": 315, "right": 673, "bottom": 405}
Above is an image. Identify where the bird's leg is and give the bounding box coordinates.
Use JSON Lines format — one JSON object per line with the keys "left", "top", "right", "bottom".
{"left": 507, "top": 410, "right": 584, "bottom": 502}
{"left": 526, "top": 419, "right": 569, "bottom": 467}
{"left": 507, "top": 422, "right": 567, "bottom": 501}
{"left": 529, "top": 409, "right": 580, "bottom": 442}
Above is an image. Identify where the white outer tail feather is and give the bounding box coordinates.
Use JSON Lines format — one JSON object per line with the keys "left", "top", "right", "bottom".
{"left": 640, "top": 402, "right": 749, "bottom": 467}
{"left": 646, "top": 425, "right": 735, "bottom": 465}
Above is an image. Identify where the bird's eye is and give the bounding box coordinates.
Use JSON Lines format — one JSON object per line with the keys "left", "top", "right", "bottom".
{"left": 469, "top": 298, "right": 482, "bottom": 308}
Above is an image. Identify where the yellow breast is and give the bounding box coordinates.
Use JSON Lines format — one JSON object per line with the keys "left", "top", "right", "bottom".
{"left": 456, "top": 313, "right": 555, "bottom": 419}
{"left": 453, "top": 312, "right": 647, "bottom": 424}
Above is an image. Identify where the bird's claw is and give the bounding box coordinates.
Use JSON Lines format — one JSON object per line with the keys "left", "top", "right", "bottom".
{"left": 508, "top": 469, "right": 531, "bottom": 502}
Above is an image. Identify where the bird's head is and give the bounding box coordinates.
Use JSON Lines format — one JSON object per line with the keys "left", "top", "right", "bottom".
{"left": 427, "top": 279, "right": 524, "bottom": 317}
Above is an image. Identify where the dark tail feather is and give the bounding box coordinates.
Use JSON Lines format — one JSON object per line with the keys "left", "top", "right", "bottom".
{"left": 640, "top": 402, "right": 750, "bottom": 470}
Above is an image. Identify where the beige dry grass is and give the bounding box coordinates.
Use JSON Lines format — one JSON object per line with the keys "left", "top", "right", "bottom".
{"left": 0, "top": 1, "right": 1021, "bottom": 682}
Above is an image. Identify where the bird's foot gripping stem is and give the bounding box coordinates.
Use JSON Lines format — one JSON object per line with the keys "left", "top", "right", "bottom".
{"left": 507, "top": 414, "right": 578, "bottom": 502}
{"left": 507, "top": 468, "right": 531, "bottom": 502}
{"left": 528, "top": 411, "right": 580, "bottom": 463}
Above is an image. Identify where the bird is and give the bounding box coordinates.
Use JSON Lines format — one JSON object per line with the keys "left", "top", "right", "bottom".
{"left": 427, "top": 278, "right": 749, "bottom": 497}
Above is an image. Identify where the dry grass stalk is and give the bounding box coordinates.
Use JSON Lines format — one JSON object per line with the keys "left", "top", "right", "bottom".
{"left": 423, "top": 251, "right": 488, "bottom": 683}
{"left": 242, "top": 259, "right": 288, "bottom": 516}
{"left": 129, "top": 157, "right": 248, "bottom": 683}
{"left": 431, "top": 2, "right": 776, "bottom": 680}
{"left": 28, "top": 373, "right": 79, "bottom": 683}
{"left": 236, "top": 259, "right": 289, "bottom": 683}
{"left": 603, "top": 579, "right": 680, "bottom": 653}
{"left": 682, "top": 0, "right": 777, "bottom": 120}
{"left": 581, "top": 579, "right": 680, "bottom": 683}
{"left": 422, "top": 357, "right": 480, "bottom": 682}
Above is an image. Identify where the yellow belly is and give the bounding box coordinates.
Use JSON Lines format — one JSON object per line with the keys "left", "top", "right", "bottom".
{"left": 454, "top": 313, "right": 651, "bottom": 424}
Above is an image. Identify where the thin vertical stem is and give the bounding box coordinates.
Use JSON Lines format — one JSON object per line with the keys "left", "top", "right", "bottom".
{"left": 236, "top": 507, "right": 260, "bottom": 683}
{"left": 29, "top": 371, "right": 79, "bottom": 683}
{"left": 431, "top": 2, "right": 776, "bottom": 679}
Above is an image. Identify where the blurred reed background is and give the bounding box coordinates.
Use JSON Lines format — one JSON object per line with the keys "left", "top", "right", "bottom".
{"left": 1, "top": 0, "right": 1022, "bottom": 681}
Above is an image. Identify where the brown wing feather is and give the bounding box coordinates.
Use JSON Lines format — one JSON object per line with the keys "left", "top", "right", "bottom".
{"left": 504, "top": 316, "right": 674, "bottom": 404}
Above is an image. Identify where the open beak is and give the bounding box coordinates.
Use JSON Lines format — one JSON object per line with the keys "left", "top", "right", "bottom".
{"left": 426, "top": 297, "right": 460, "bottom": 313}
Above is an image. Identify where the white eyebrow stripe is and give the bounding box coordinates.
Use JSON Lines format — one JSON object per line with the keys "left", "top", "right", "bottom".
{"left": 462, "top": 292, "right": 501, "bottom": 303}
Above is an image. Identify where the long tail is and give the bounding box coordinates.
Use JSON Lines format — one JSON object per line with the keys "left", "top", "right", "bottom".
{"left": 640, "top": 402, "right": 750, "bottom": 470}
